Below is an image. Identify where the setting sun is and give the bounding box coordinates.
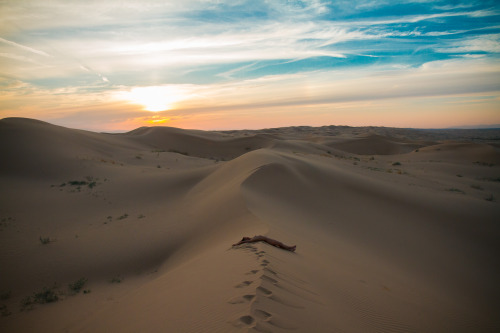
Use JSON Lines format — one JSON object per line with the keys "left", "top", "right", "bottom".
{"left": 118, "top": 86, "right": 188, "bottom": 112}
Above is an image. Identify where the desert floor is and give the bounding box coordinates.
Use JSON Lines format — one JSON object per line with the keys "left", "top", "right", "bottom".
{"left": 1, "top": 118, "right": 499, "bottom": 332}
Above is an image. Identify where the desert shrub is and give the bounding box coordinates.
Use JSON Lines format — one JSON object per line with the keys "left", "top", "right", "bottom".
{"left": 446, "top": 188, "right": 465, "bottom": 194}
{"left": 474, "top": 161, "right": 495, "bottom": 167}
{"left": 110, "top": 276, "right": 122, "bottom": 283}
{"left": 68, "top": 180, "right": 87, "bottom": 186}
{"left": 0, "top": 305, "right": 11, "bottom": 317}
{"left": 22, "top": 287, "right": 59, "bottom": 309}
{"left": 69, "top": 278, "right": 87, "bottom": 294}
{"left": 34, "top": 287, "right": 59, "bottom": 303}
{"left": 392, "top": 162, "right": 401, "bottom": 166}
{"left": 484, "top": 177, "right": 500, "bottom": 182}
{"left": 39, "top": 236, "right": 51, "bottom": 244}
{"left": 21, "top": 288, "right": 59, "bottom": 310}
{"left": 64, "top": 178, "right": 98, "bottom": 189}
{"left": 0, "top": 291, "right": 11, "bottom": 300}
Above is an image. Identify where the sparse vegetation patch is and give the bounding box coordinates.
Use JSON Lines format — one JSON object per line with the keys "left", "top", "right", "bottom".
{"left": 0, "top": 304, "right": 11, "bottom": 317}
{"left": 68, "top": 278, "right": 87, "bottom": 294}
{"left": 22, "top": 286, "right": 60, "bottom": 310}
{"left": 39, "top": 236, "right": 51, "bottom": 244}
{"left": 474, "top": 161, "right": 495, "bottom": 167}
{"left": 482, "top": 177, "right": 500, "bottom": 182}
{"left": 52, "top": 176, "right": 99, "bottom": 192}
{"left": 0, "top": 291, "right": 11, "bottom": 300}
{"left": 110, "top": 276, "right": 122, "bottom": 283}
{"left": 446, "top": 188, "right": 465, "bottom": 194}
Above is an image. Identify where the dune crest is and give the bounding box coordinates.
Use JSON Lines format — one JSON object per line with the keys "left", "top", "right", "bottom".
{"left": 1, "top": 118, "right": 499, "bottom": 332}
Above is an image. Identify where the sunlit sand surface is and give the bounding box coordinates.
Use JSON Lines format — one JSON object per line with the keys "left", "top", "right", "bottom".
{"left": 1, "top": 118, "right": 499, "bottom": 332}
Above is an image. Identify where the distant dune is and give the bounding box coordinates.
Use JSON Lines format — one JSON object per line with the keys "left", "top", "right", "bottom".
{"left": 1, "top": 118, "right": 499, "bottom": 332}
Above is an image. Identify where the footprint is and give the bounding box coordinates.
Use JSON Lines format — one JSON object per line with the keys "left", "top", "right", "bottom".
{"left": 227, "top": 294, "right": 255, "bottom": 304}
{"left": 253, "top": 309, "right": 272, "bottom": 321}
{"left": 239, "top": 315, "right": 255, "bottom": 326}
{"left": 235, "top": 280, "right": 254, "bottom": 288}
{"left": 246, "top": 270, "right": 260, "bottom": 275}
{"left": 256, "top": 286, "right": 273, "bottom": 296}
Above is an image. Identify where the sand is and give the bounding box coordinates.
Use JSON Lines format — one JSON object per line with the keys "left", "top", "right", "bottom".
{"left": 0, "top": 117, "right": 499, "bottom": 332}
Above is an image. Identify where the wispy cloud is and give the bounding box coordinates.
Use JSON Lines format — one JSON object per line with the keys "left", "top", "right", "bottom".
{"left": 0, "top": 37, "right": 51, "bottom": 57}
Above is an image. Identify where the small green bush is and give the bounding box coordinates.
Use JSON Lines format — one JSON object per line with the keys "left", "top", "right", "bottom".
{"left": 110, "top": 276, "right": 122, "bottom": 283}
{"left": 69, "top": 278, "right": 87, "bottom": 294}
{"left": 0, "top": 291, "right": 11, "bottom": 300}
{"left": 34, "top": 288, "right": 59, "bottom": 303}
{"left": 68, "top": 180, "right": 87, "bottom": 186}
{"left": 446, "top": 188, "right": 465, "bottom": 194}
{"left": 0, "top": 304, "right": 11, "bottom": 317}
{"left": 39, "top": 236, "right": 51, "bottom": 244}
{"left": 22, "top": 287, "right": 59, "bottom": 309}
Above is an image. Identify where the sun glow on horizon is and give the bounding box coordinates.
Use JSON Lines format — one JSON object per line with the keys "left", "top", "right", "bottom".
{"left": 117, "top": 86, "right": 189, "bottom": 112}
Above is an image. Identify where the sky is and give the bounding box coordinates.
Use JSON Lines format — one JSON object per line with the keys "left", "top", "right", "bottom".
{"left": 0, "top": 0, "right": 499, "bottom": 131}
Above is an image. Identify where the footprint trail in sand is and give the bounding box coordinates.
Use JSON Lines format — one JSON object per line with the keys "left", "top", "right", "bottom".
{"left": 229, "top": 244, "right": 316, "bottom": 332}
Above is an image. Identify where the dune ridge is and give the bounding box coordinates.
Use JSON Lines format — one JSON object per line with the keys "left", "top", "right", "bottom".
{"left": 1, "top": 118, "right": 499, "bottom": 332}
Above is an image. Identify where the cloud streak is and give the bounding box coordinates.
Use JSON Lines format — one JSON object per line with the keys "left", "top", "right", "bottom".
{"left": 0, "top": 37, "right": 51, "bottom": 57}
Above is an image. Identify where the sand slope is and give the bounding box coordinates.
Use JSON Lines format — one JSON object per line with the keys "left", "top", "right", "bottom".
{"left": 1, "top": 118, "right": 499, "bottom": 332}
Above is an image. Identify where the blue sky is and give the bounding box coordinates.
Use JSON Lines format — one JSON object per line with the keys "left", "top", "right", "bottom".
{"left": 0, "top": 0, "right": 499, "bottom": 130}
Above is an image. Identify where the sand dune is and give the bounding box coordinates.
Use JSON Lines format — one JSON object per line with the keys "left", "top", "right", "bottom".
{"left": 327, "top": 134, "right": 425, "bottom": 155}
{"left": 1, "top": 118, "right": 499, "bottom": 332}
